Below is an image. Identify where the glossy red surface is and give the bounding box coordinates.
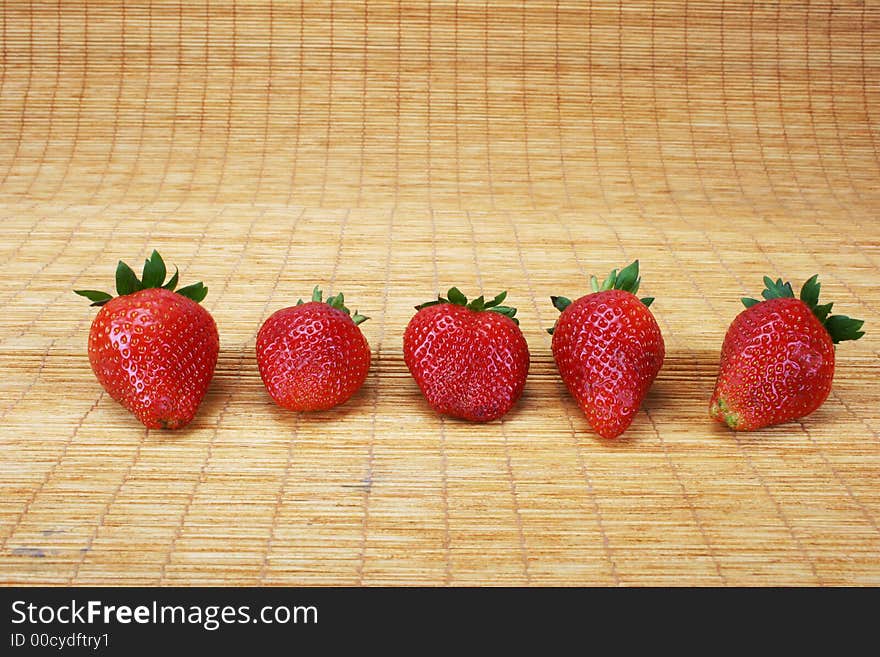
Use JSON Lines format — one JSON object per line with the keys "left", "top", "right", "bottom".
{"left": 256, "top": 302, "right": 371, "bottom": 411}
{"left": 88, "top": 288, "right": 219, "bottom": 429}
{"left": 403, "top": 303, "right": 530, "bottom": 422}
{"left": 552, "top": 289, "right": 665, "bottom": 439}
{"left": 710, "top": 297, "right": 835, "bottom": 430}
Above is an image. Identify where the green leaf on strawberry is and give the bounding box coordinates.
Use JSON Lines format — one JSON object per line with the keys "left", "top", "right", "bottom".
{"left": 293, "top": 286, "right": 369, "bottom": 325}
{"left": 75, "top": 250, "right": 208, "bottom": 306}
{"left": 741, "top": 274, "right": 865, "bottom": 344}
{"left": 549, "top": 260, "right": 654, "bottom": 334}
{"left": 176, "top": 282, "right": 208, "bottom": 303}
{"left": 415, "top": 287, "right": 519, "bottom": 325}
{"left": 115, "top": 260, "right": 142, "bottom": 297}
{"left": 74, "top": 290, "right": 114, "bottom": 307}
{"left": 162, "top": 267, "right": 179, "bottom": 291}
{"left": 551, "top": 296, "right": 572, "bottom": 312}
{"left": 140, "top": 250, "right": 166, "bottom": 289}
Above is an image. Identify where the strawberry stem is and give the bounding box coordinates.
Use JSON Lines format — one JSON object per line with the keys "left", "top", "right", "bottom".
{"left": 555, "top": 260, "right": 651, "bottom": 305}
{"left": 742, "top": 274, "right": 865, "bottom": 344}
{"left": 415, "top": 288, "right": 519, "bottom": 324}
{"left": 547, "top": 260, "right": 654, "bottom": 334}
{"left": 295, "top": 287, "right": 370, "bottom": 325}
{"left": 74, "top": 250, "right": 207, "bottom": 306}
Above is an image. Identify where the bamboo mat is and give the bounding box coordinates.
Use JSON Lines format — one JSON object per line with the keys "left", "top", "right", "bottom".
{"left": 1, "top": 2, "right": 879, "bottom": 586}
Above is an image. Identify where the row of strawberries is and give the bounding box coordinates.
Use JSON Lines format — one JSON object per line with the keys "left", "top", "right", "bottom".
{"left": 76, "top": 253, "right": 864, "bottom": 437}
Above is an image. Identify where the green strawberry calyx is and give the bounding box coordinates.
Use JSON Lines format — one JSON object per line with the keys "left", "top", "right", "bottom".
{"left": 741, "top": 275, "right": 864, "bottom": 344}
{"left": 74, "top": 250, "right": 207, "bottom": 306}
{"left": 547, "top": 260, "right": 654, "bottom": 334}
{"left": 298, "top": 286, "right": 368, "bottom": 325}
{"left": 415, "top": 288, "right": 519, "bottom": 325}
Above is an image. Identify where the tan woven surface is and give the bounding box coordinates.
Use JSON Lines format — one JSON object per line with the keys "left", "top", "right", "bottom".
{"left": 1, "top": 2, "right": 879, "bottom": 585}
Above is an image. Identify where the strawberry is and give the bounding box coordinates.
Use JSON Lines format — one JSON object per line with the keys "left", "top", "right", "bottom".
{"left": 75, "top": 251, "right": 219, "bottom": 430}
{"left": 403, "top": 288, "right": 529, "bottom": 422}
{"left": 710, "top": 275, "right": 864, "bottom": 431}
{"left": 549, "top": 261, "right": 664, "bottom": 439}
{"left": 256, "top": 287, "right": 371, "bottom": 411}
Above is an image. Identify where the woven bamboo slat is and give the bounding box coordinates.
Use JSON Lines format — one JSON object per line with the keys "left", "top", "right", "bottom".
{"left": 0, "top": 1, "right": 878, "bottom": 585}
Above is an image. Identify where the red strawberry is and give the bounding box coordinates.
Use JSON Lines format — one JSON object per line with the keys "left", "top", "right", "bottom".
{"left": 75, "top": 251, "right": 219, "bottom": 430}
{"left": 710, "top": 275, "right": 864, "bottom": 431}
{"left": 403, "top": 288, "right": 529, "bottom": 422}
{"left": 256, "top": 287, "right": 371, "bottom": 411}
{"left": 549, "top": 261, "right": 664, "bottom": 439}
